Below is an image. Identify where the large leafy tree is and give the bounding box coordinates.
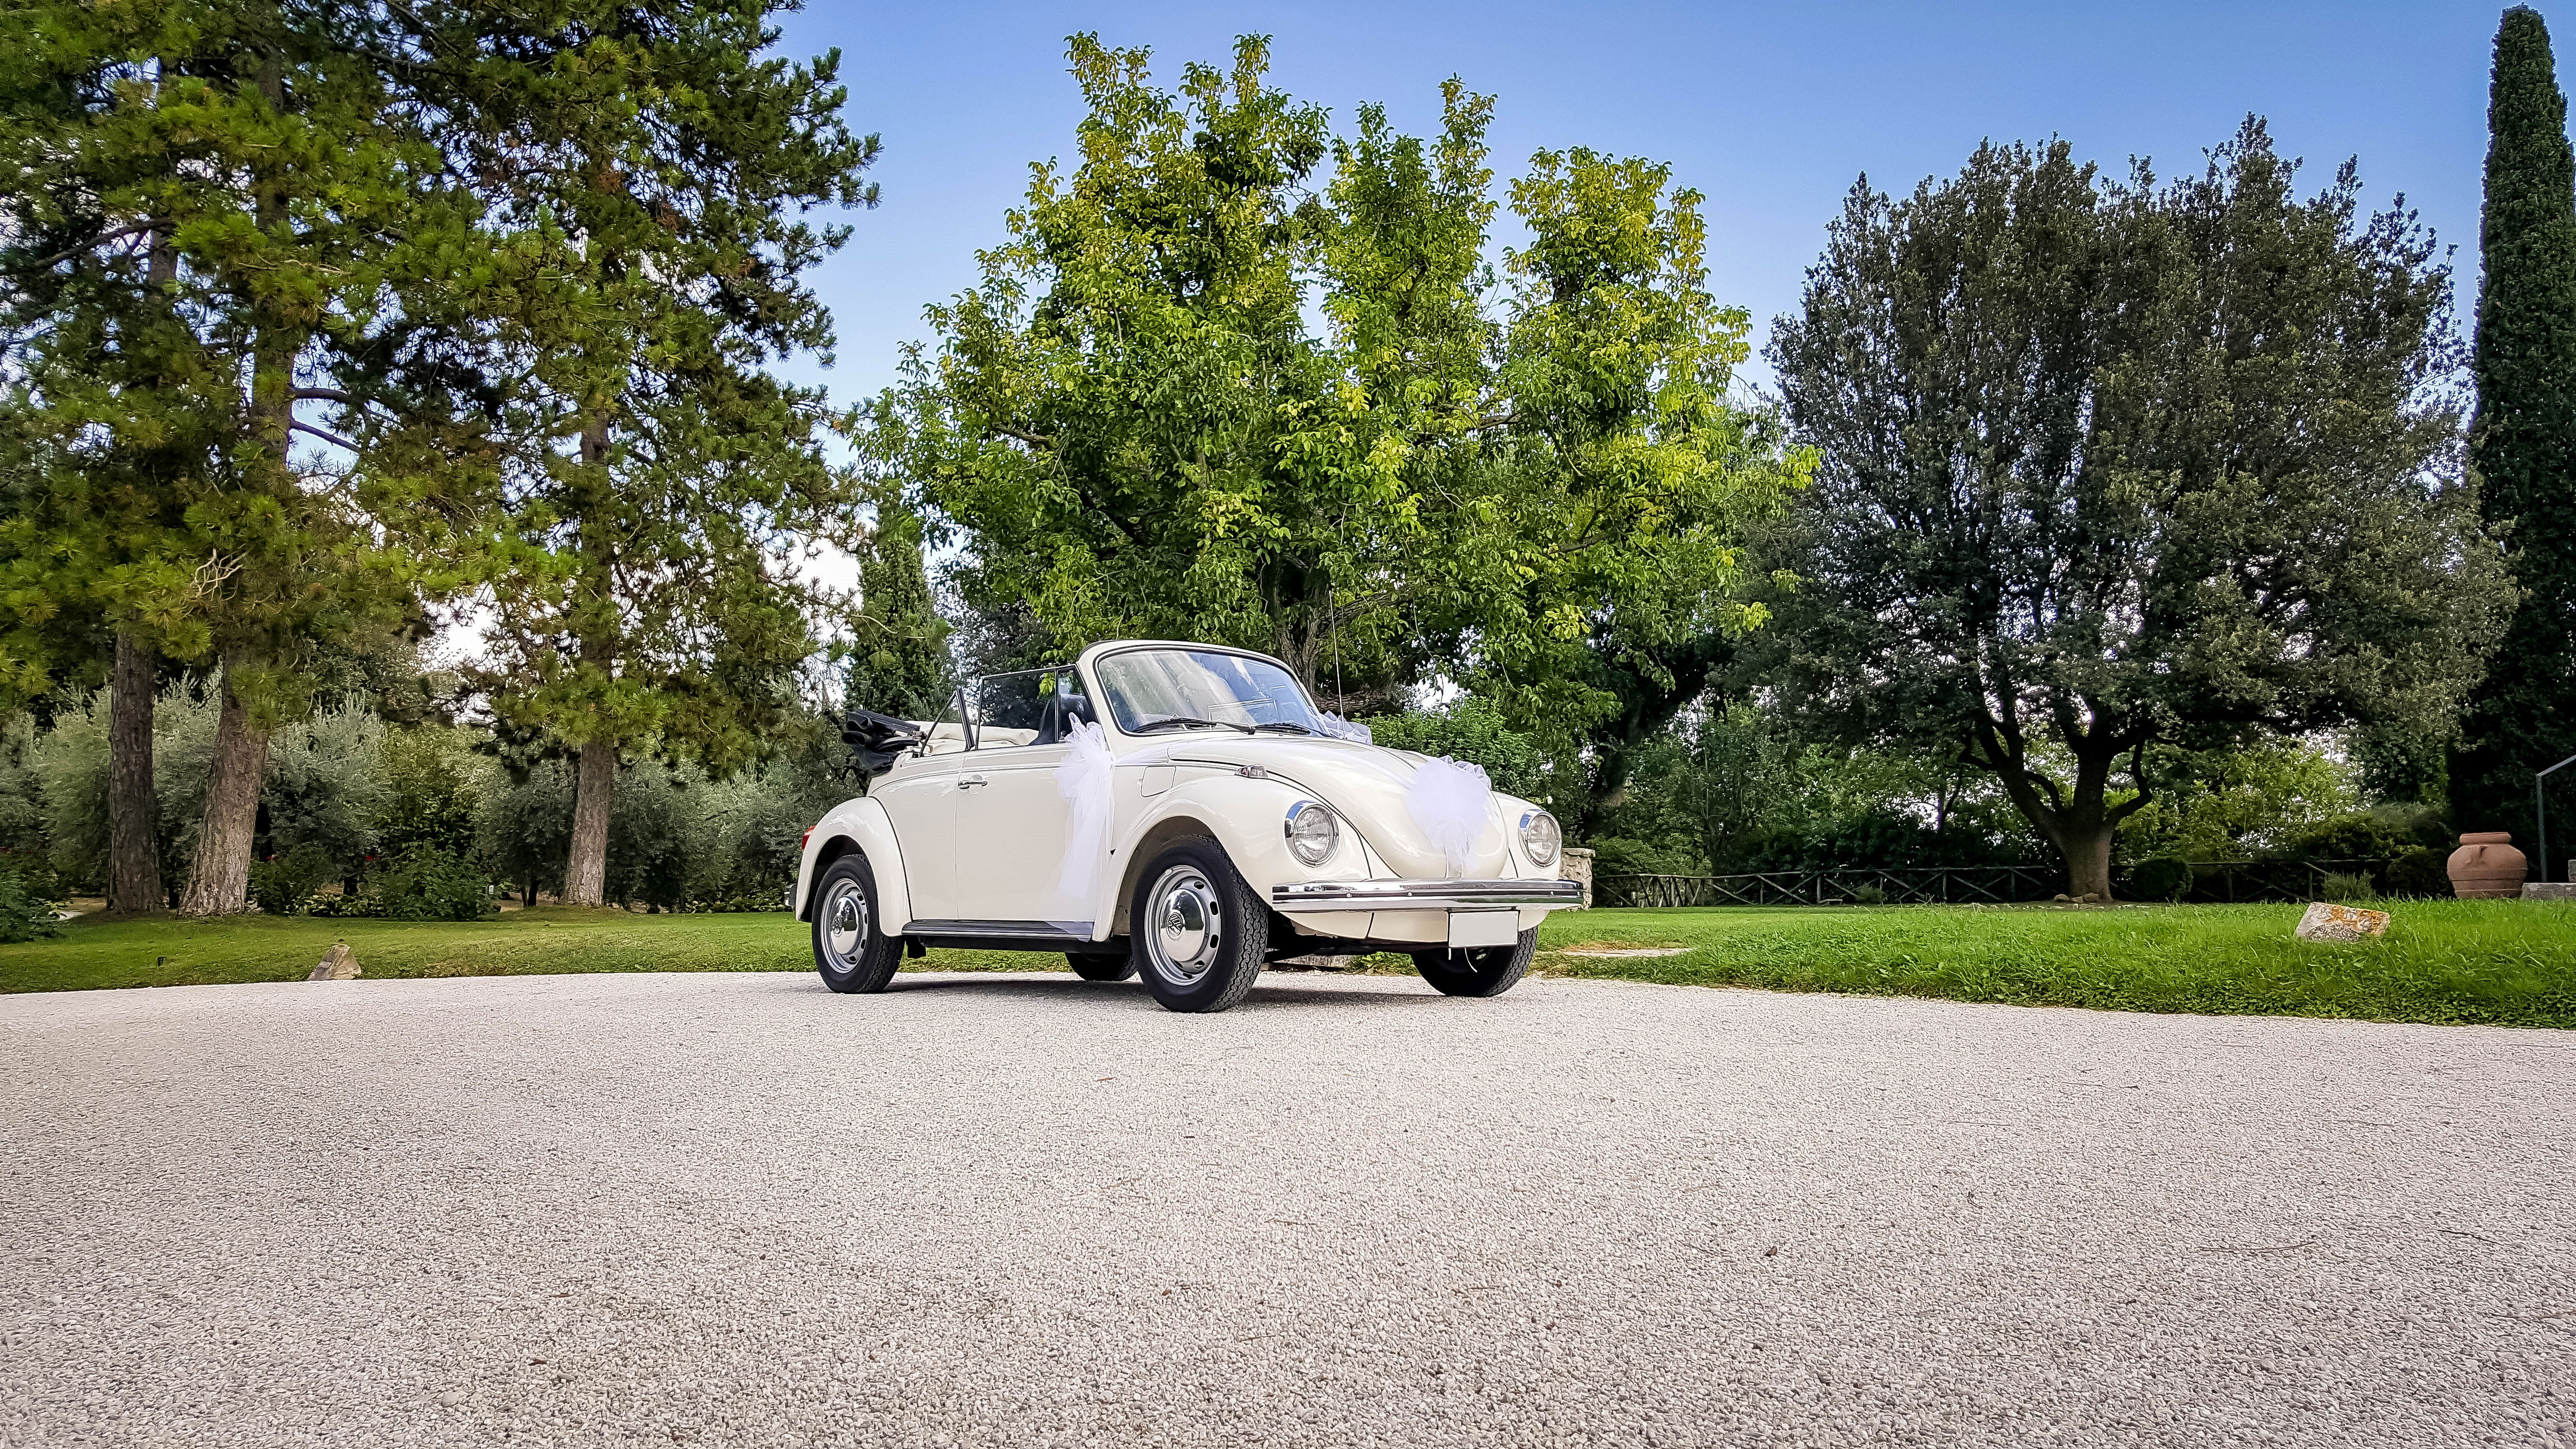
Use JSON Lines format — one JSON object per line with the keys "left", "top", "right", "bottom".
{"left": 1765, "top": 121, "right": 2512, "bottom": 899}
{"left": 441, "top": 0, "right": 880, "bottom": 906}
{"left": 0, "top": 0, "right": 483, "bottom": 914}
{"left": 2453, "top": 6, "right": 2576, "bottom": 862}
{"left": 875, "top": 36, "right": 1799, "bottom": 741}
{"left": 1465, "top": 147, "right": 1806, "bottom": 821}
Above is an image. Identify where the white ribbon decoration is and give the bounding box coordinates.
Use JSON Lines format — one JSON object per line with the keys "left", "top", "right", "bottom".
{"left": 1050, "top": 720, "right": 1116, "bottom": 928}
{"left": 1315, "top": 711, "right": 1372, "bottom": 743}
{"left": 1406, "top": 754, "right": 1492, "bottom": 877}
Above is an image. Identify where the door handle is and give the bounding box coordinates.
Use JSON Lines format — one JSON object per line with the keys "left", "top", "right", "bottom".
{"left": 958, "top": 774, "right": 988, "bottom": 789}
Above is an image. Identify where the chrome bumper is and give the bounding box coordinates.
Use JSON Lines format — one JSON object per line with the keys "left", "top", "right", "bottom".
{"left": 1271, "top": 878, "right": 1584, "bottom": 911}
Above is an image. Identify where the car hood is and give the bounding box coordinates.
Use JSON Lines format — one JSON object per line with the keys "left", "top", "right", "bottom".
{"left": 1124, "top": 734, "right": 1524, "bottom": 879}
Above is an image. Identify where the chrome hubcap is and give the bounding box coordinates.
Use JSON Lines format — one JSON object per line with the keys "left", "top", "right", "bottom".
{"left": 822, "top": 881, "right": 869, "bottom": 968}
{"left": 1146, "top": 866, "right": 1222, "bottom": 986}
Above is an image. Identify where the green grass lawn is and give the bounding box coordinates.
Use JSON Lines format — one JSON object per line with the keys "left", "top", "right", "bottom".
{"left": 3, "top": 900, "right": 2570, "bottom": 1030}
{"left": 1533, "top": 900, "right": 2576, "bottom": 1029}
{"left": 0, "top": 908, "right": 820, "bottom": 994}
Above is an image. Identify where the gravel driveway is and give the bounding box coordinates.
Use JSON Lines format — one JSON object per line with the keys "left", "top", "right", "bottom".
{"left": 3, "top": 969, "right": 2571, "bottom": 1448}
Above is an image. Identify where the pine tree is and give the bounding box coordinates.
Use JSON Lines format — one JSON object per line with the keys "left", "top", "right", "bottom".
{"left": 442, "top": 0, "right": 881, "bottom": 906}
{"left": 0, "top": 1, "right": 468, "bottom": 914}
{"left": 2455, "top": 7, "right": 2576, "bottom": 867}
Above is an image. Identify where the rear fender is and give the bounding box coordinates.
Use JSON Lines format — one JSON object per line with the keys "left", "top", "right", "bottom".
{"left": 793, "top": 796, "right": 914, "bottom": 932}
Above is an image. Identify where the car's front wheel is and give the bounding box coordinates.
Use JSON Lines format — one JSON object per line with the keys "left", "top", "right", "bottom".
{"left": 1412, "top": 928, "right": 1537, "bottom": 998}
{"left": 1128, "top": 838, "right": 1268, "bottom": 1013}
{"left": 811, "top": 854, "right": 903, "bottom": 994}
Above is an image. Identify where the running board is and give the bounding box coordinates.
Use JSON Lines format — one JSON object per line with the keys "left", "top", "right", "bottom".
{"left": 905, "top": 919, "right": 1101, "bottom": 953}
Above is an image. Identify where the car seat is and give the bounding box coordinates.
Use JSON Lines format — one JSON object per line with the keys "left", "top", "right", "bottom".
{"left": 1034, "top": 692, "right": 1097, "bottom": 745}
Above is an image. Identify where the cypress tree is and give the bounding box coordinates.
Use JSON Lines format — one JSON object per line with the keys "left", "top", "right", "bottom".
{"left": 843, "top": 504, "right": 951, "bottom": 721}
{"left": 2455, "top": 6, "right": 2576, "bottom": 869}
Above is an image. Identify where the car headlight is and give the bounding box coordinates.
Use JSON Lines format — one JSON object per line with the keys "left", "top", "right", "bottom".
{"left": 1519, "top": 809, "right": 1561, "bottom": 866}
{"left": 1284, "top": 800, "right": 1340, "bottom": 867}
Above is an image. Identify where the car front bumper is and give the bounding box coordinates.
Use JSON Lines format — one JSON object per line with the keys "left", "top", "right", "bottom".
{"left": 1270, "top": 878, "right": 1584, "bottom": 911}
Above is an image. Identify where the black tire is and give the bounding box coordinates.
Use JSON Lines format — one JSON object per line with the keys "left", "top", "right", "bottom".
{"left": 811, "top": 853, "right": 903, "bottom": 994}
{"left": 1127, "top": 837, "right": 1268, "bottom": 1013}
{"left": 1412, "top": 927, "right": 1537, "bottom": 998}
{"left": 1067, "top": 952, "right": 1137, "bottom": 982}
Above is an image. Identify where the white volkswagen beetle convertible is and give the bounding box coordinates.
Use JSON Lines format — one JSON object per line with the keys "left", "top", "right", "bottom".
{"left": 792, "top": 640, "right": 1582, "bottom": 1012}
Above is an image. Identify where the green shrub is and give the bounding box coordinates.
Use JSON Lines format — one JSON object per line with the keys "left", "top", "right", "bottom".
{"left": 0, "top": 872, "right": 61, "bottom": 942}
{"left": 1847, "top": 884, "right": 1889, "bottom": 905}
{"left": 375, "top": 851, "right": 495, "bottom": 921}
{"left": 0, "top": 847, "right": 67, "bottom": 902}
{"left": 250, "top": 842, "right": 338, "bottom": 916}
{"left": 1360, "top": 698, "right": 1554, "bottom": 802}
{"left": 2384, "top": 847, "right": 2452, "bottom": 898}
{"left": 2319, "top": 871, "right": 2380, "bottom": 903}
{"left": 304, "top": 852, "right": 493, "bottom": 921}
{"left": 2127, "top": 856, "right": 2193, "bottom": 902}
{"left": 1587, "top": 836, "right": 1706, "bottom": 878}
{"left": 374, "top": 729, "right": 481, "bottom": 859}
{"left": 307, "top": 890, "right": 377, "bottom": 918}
{"left": 2281, "top": 804, "right": 2448, "bottom": 864}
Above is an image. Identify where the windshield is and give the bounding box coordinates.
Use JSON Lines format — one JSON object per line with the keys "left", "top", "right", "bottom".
{"left": 1093, "top": 648, "right": 1325, "bottom": 735}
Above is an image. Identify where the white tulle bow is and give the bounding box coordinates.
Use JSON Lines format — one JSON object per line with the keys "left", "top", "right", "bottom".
{"left": 1407, "top": 755, "right": 1492, "bottom": 876}
{"left": 1315, "top": 712, "right": 1372, "bottom": 743}
{"left": 1051, "top": 720, "right": 1116, "bottom": 925}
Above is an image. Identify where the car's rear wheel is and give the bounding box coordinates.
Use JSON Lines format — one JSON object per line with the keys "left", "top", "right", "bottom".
{"left": 812, "top": 854, "right": 903, "bottom": 994}
{"left": 1412, "top": 928, "right": 1536, "bottom": 998}
{"left": 1128, "top": 838, "right": 1267, "bottom": 1013}
{"left": 1067, "top": 952, "right": 1136, "bottom": 982}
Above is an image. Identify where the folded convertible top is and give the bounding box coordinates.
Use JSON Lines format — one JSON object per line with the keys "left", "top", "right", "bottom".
{"left": 837, "top": 707, "right": 925, "bottom": 779}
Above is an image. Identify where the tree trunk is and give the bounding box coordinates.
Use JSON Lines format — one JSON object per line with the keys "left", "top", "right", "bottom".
{"left": 105, "top": 634, "right": 163, "bottom": 915}
{"left": 564, "top": 739, "right": 615, "bottom": 906}
{"left": 2054, "top": 821, "right": 2117, "bottom": 901}
{"left": 176, "top": 47, "right": 290, "bottom": 920}
{"left": 557, "top": 402, "right": 621, "bottom": 909}
{"left": 1972, "top": 722, "right": 2142, "bottom": 902}
{"left": 178, "top": 660, "right": 271, "bottom": 916}
{"left": 108, "top": 110, "right": 184, "bottom": 919}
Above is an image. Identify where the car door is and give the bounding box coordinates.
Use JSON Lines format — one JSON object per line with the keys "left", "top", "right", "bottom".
{"left": 869, "top": 757, "right": 963, "bottom": 922}
{"left": 955, "top": 741, "right": 1078, "bottom": 926}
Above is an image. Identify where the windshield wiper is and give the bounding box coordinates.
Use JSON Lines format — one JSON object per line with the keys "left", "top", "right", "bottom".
{"left": 1252, "top": 722, "right": 1316, "bottom": 735}
{"left": 1132, "top": 715, "right": 1256, "bottom": 734}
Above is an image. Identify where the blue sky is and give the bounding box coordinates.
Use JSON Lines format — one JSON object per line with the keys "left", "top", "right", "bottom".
{"left": 769, "top": 1, "right": 2525, "bottom": 404}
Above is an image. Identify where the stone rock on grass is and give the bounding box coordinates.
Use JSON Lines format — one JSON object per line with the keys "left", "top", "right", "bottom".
{"left": 306, "top": 940, "right": 360, "bottom": 981}
{"left": 2295, "top": 902, "right": 2390, "bottom": 943}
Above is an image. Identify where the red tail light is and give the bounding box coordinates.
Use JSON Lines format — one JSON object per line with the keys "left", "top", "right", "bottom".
{"left": 801, "top": 827, "right": 815, "bottom": 853}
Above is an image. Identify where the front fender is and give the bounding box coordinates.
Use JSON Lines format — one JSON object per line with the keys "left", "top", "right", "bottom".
{"left": 1098, "top": 770, "right": 1378, "bottom": 936}
{"left": 793, "top": 796, "right": 915, "bottom": 932}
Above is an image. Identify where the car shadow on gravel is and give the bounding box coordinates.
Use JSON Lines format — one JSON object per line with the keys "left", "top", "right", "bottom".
{"left": 1235, "top": 983, "right": 1451, "bottom": 1009}
{"left": 871, "top": 974, "right": 1450, "bottom": 1010}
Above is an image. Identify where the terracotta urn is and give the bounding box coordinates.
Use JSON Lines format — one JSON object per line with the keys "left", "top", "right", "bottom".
{"left": 2447, "top": 832, "right": 2527, "bottom": 899}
